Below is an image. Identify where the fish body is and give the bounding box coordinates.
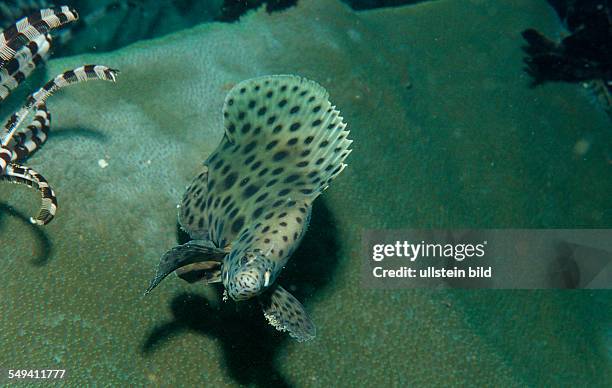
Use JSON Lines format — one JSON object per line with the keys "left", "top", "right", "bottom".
{"left": 147, "top": 75, "right": 352, "bottom": 341}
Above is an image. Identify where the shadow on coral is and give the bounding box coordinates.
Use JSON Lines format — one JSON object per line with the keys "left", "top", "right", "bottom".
{"left": 50, "top": 127, "right": 108, "bottom": 142}
{"left": 0, "top": 202, "right": 52, "bottom": 266}
{"left": 142, "top": 293, "right": 292, "bottom": 387}
{"left": 142, "top": 198, "right": 341, "bottom": 387}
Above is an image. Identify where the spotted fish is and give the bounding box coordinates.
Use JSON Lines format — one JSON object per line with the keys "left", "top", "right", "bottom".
{"left": 146, "top": 75, "right": 352, "bottom": 341}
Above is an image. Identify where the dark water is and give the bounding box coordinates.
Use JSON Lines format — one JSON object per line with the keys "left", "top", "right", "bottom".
{"left": 0, "top": 0, "right": 610, "bottom": 386}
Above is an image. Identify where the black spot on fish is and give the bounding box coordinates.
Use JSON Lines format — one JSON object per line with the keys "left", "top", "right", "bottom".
{"left": 251, "top": 161, "right": 262, "bottom": 171}
{"left": 266, "top": 140, "right": 279, "bottom": 150}
{"left": 255, "top": 192, "right": 268, "bottom": 203}
{"left": 253, "top": 207, "right": 264, "bottom": 218}
{"left": 243, "top": 184, "right": 259, "bottom": 198}
{"left": 224, "top": 172, "right": 238, "bottom": 189}
{"left": 244, "top": 155, "right": 255, "bottom": 165}
{"left": 284, "top": 174, "right": 299, "bottom": 183}
{"left": 273, "top": 151, "right": 288, "bottom": 161}
{"left": 222, "top": 196, "right": 231, "bottom": 207}
{"left": 232, "top": 217, "right": 245, "bottom": 234}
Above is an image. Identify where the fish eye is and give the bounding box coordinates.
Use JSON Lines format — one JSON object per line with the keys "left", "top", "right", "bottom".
{"left": 240, "top": 256, "right": 248, "bottom": 265}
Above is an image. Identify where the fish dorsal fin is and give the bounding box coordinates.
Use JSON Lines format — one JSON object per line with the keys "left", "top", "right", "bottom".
{"left": 186, "top": 75, "right": 351, "bottom": 248}
{"left": 220, "top": 75, "right": 352, "bottom": 201}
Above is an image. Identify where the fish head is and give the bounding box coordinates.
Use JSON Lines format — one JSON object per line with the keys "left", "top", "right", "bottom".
{"left": 224, "top": 247, "right": 276, "bottom": 301}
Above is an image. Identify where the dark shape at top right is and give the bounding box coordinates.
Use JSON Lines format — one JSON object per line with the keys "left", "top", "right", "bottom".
{"left": 521, "top": 0, "right": 611, "bottom": 115}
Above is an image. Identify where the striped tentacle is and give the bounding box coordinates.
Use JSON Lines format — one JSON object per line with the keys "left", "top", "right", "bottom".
{"left": 0, "top": 163, "right": 57, "bottom": 225}
{"left": 0, "top": 6, "right": 78, "bottom": 70}
{"left": 0, "top": 33, "right": 51, "bottom": 102}
{"left": 28, "top": 64, "right": 119, "bottom": 107}
{"left": 0, "top": 2, "right": 53, "bottom": 29}
{"left": 2, "top": 65, "right": 119, "bottom": 146}
{"left": 7, "top": 103, "right": 50, "bottom": 162}
{"left": 0, "top": 145, "right": 12, "bottom": 174}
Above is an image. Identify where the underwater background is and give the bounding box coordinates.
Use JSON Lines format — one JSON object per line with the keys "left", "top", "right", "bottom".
{"left": 0, "top": 0, "right": 611, "bottom": 386}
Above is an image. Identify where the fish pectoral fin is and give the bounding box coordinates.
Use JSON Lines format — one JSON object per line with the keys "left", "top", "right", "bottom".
{"left": 145, "top": 240, "right": 225, "bottom": 294}
{"left": 259, "top": 284, "right": 316, "bottom": 342}
{"left": 176, "top": 261, "right": 222, "bottom": 284}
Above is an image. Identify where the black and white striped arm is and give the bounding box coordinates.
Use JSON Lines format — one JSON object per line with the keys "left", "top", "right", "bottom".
{"left": 2, "top": 65, "right": 118, "bottom": 146}
{"left": 0, "top": 6, "right": 77, "bottom": 69}
{"left": 0, "top": 162, "right": 57, "bottom": 225}
{"left": 0, "top": 144, "right": 12, "bottom": 174}
{"left": 0, "top": 33, "right": 51, "bottom": 102}
{"left": 7, "top": 103, "right": 50, "bottom": 162}
{"left": 28, "top": 64, "right": 119, "bottom": 107}
{"left": 0, "top": 2, "right": 53, "bottom": 29}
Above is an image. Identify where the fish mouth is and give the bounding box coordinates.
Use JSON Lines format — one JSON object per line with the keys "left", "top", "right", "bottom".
{"left": 230, "top": 272, "right": 263, "bottom": 300}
